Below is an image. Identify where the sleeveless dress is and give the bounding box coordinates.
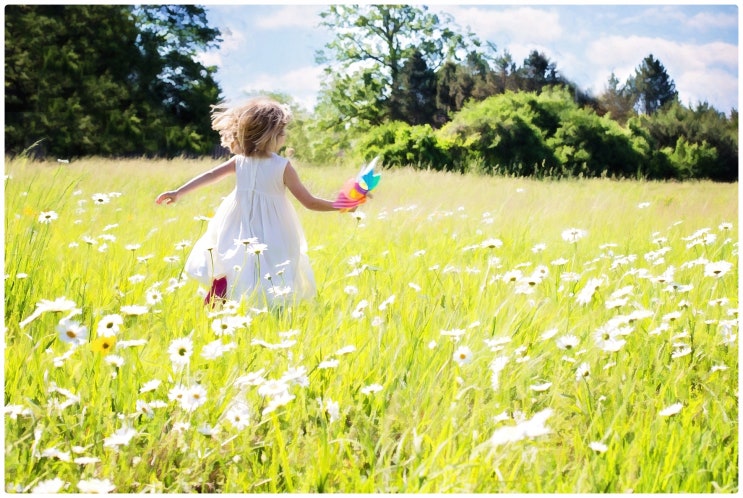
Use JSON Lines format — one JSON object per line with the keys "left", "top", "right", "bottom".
{"left": 184, "top": 154, "right": 316, "bottom": 305}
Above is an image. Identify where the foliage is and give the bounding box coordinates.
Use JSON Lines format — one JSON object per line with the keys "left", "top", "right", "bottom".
{"left": 315, "top": 4, "right": 475, "bottom": 128}
{"left": 4, "top": 157, "right": 738, "bottom": 493}
{"left": 4, "top": 5, "right": 222, "bottom": 158}
{"left": 630, "top": 54, "right": 679, "bottom": 115}
{"left": 356, "top": 121, "right": 449, "bottom": 170}
{"left": 629, "top": 101, "right": 738, "bottom": 181}
{"left": 352, "top": 87, "right": 736, "bottom": 181}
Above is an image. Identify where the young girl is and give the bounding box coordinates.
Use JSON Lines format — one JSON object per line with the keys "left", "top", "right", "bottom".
{"left": 156, "top": 97, "right": 344, "bottom": 306}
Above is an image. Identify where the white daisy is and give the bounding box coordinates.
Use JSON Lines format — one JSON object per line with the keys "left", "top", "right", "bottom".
{"left": 56, "top": 317, "right": 88, "bottom": 345}
{"left": 168, "top": 337, "right": 193, "bottom": 367}
{"left": 452, "top": 345, "right": 473, "bottom": 366}
{"left": 77, "top": 478, "right": 115, "bottom": 493}
{"left": 659, "top": 402, "right": 683, "bottom": 417}
{"left": 38, "top": 210, "right": 59, "bottom": 223}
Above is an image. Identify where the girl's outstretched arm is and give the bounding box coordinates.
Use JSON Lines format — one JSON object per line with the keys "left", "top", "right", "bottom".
{"left": 156, "top": 157, "right": 236, "bottom": 205}
{"left": 284, "top": 162, "right": 340, "bottom": 212}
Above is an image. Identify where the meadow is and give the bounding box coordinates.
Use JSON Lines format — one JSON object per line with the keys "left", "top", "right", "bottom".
{"left": 4, "top": 156, "right": 738, "bottom": 493}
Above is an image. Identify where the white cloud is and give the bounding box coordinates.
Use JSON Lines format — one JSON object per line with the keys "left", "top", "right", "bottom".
{"left": 255, "top": 6, "right": 324, "bottom": 30}
{"left": 238, "top": 66, "right": 324, "bottom": 110}
{"left": 686, "top": 11, "right": 738, "bottom": 31}
{"left": 445, "top": 6, "right": 563, "bottom": 45}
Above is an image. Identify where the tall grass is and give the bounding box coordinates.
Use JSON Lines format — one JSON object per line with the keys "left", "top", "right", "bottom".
{"left": 4, "top": 156, "right": 738, "bottom": 493}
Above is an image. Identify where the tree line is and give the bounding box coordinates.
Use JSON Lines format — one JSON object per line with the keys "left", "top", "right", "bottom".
{"left": 4, "top": 4, "right": 738, "bottom": 181}
{"left": 5, "top": 5, "right": 221, "bottom": 158}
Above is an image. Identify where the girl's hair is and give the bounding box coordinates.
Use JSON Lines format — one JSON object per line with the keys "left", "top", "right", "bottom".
{"left": 211, "top": 97, "right": 292, "bottom": 156}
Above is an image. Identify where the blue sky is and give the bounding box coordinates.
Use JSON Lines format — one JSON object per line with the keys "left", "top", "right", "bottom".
{"left": 200, "top": 4, "right": 738, "bottom": 114}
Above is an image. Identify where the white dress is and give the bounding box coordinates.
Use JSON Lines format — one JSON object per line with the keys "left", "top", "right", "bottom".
{"left": 184, "top": 153, "right": 316, "bottom": 304}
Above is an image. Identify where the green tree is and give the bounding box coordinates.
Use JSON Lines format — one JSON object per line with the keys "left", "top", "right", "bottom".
{"left": 632, "top": 54, "right": 678, "bottom": 115}
{"left": 4, "top": 4, "right": 222, "bottom": 158}
{"left": 517, "top": 50, "right": 559, "bottom": 93}
{"left": 597, "top": 72, "right": 636, "bottom": 124}
{"left": 631, "top": 100, "right": 738, "bottom": 181}
{"left": 393, "top": 50, "right": 437, "bottom": 125}
{"left": 316, "top": 4, "right": 475, "bottom": 127}
{"left": 131, "top": 5, "right": 222, "bottom": 155}
{"left": 5, "top": 5, "right": 142, "bottom": 156}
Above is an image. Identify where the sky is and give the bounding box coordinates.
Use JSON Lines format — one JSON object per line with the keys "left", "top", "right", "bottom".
{"left": 199, "top": 3, "right": 738, "bottom": 114}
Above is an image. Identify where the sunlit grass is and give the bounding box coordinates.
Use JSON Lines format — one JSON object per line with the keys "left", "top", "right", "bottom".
{"left": 4, "top": 156, "right": 738, "bottom": 493}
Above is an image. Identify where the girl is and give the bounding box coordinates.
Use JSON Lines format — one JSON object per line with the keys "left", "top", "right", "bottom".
{"left": 156, "top": 97, "right": 345, "bottom": 306}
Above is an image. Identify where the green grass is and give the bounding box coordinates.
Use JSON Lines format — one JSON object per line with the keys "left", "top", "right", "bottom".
{"left": 4, "top": 156, "right": 738, "bottom": 493}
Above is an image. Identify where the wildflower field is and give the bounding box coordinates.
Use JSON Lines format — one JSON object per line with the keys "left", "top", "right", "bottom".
{"left": 4, "top": 156, "right": 738, "bottom": 493}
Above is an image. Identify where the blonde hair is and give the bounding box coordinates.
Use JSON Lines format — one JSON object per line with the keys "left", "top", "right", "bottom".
{"left": 212, "top": 97, "right": 292, "bottom": 156}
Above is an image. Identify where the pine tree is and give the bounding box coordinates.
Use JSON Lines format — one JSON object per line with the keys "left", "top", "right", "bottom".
{"left": 633, "top": 54, "right": 678, "bottom": 114}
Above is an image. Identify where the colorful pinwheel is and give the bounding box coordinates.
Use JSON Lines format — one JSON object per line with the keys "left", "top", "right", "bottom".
{"left": 333, "top": 156, "right": 381, "bottom": 211}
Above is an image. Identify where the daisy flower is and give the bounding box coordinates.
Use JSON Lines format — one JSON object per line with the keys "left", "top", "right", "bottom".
{"left": 223, "top": 401, "right": 251, "bottom": 430}
{"left": 360, "top": 383, "right": 384, "bottom": 395}
{"left": 211, "top": 317, "right": 236, "bottom": 336}
{"left": 257, "top": 379, "right": 290, "bottom": 398}
{"left": 335, "top": 345, "right": 357, "bottom": 356}
{"left": 139, "top": 379, "right": 161, "bottom": 393}
{"left": 262, "top": 390, "right": 296, "bottom": 415}
{"left": 234, "top": 369, "right": 267, "bottom": 388}
{"left": 103, "top": 425, "right": 137, "bottom": 449}
{"left": 145, "top": 289, "right": 163, "bottom": 305}
{"left": 562, "top": 228, "right": 587, "bottom": 243}
{"left": 575, "top": 362, "right": 591, "bottom": 381}
{"left": 280, "top": 365, "right": 309, "bottom": 387}
{"left": 104, "top": 354, "right": 125, "bottom": 368}
{"left": 201, "top": 339, "right": 236, "bottom": 360}
{"left": 168, "top": 337, "right": 193, "bottom": 367}
{"left": 38, "top": 210, "right": 58, "bottom": 223}
{"left": 453, "top": 345, "right": 473, "bottom": 366}
{"left": 319, "top": 398, "right": 340, "bottom": 422}
{"left": 248, "top": 243, "right": 268, "bottom": 255}
{"left": 97, "top": 314, "right": 123, "bottom": 337}
{"left": 175, "top": 240, "right": 192, "bottom": 250}
{"left": 659, "top": 402, "right": 683, "bottom": 417}
{"left": 180, "top": 384, "right": 207, "bottom": 412}
{"left": 704, "top": 260, "right": 733, "bottom": 278}
{"left": 318, "top": 358, "right": 340, "bottom": 369}
{"left": 20, "top": 296, "right": 77, "bottom": 328}
{"left": 481, "top": 238, "right": 503, "bottom": 249}
{"left": 530, "top": 382, "right": 552, "bottom": 392}
{"left": 56, "top": 317, "right": 88, "bottom": 346}
{"left": 91, "top": 336, "right": 116, "bottom": 354}
{"left": 589, "top": 441, "right": 608, "bottom": 453}
{"left": 91, "top": 193, "right": 111, "bottom": 205}
{"left": 120, "top": 305, "right": 148, "bottom": 316}
{"left": 77, "top": 478, "right": 115, "bottom": 493}
{"left": 32, "top": 477, "right": 67, "bottom": 493}
{"left": 556, "top": 334, "right": 580, "bottom": 350}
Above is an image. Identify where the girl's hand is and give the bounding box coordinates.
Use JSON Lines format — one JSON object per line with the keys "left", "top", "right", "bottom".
{"left": 156, "top": 190, "right": 179, "bottom": 205}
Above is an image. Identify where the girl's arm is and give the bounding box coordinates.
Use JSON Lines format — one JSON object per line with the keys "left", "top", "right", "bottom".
{"left": 156, "top": 157, "right": 236, "bottom": 205}
{"left": 283, "top": 162, "right": 341, "bottom": 212}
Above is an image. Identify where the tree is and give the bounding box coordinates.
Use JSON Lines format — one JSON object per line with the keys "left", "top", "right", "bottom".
{"left": 632, "top": 54, "right": 678, "bottom": 115}
{"left": 393, "top": 50, "right": 437, "bottom": 125}
{"left": 4, "top": 4, "right": 222, "bottom": 158}
{"left": 517, "top": 50, "right": 559, "bottom": 93}
{"left": 494, "top": 49, "right": 517, "bottom": 93}
{"left": 597, "top": 72, "right": 636, "bottom": 124}
{"left": 5, "top": 5, "right": 143, "bottom": 156}
{"left": 316, "top": 4, "right": 476, "bottom": 126}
